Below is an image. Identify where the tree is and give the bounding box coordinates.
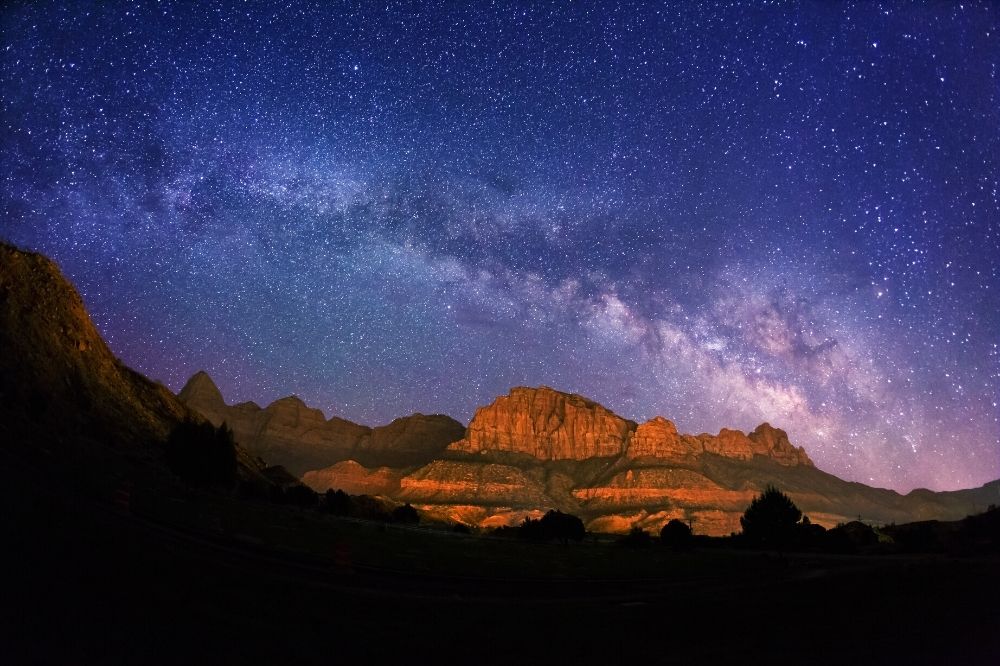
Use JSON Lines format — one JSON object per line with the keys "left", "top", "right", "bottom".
{"left": 539, "top": 510, "right": 586, "bottom": 544}
{"left": 740, "top": 485, "right": 802, "bottom": 548}
{"left": 321, "top": 489, "right": 353, "bottom": 515}
{"left": 660, "top": 519, "right": 693, "bottom": 550}
{"left": 519, "top": 516, "right": 549, "bottom": 542}
{"left": 165, "top": 419, "right": 237, "bottom": 486}
{"left": 390, "top": 502, "right": 419, "bottom": 525}
{"left": 519, "top": 510, "right": 586, "bottom": 544}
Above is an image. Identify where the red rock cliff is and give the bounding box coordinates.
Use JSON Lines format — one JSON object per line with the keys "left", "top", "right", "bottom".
{"left": 447, "top": 386, "right": 636, "bottom": 459}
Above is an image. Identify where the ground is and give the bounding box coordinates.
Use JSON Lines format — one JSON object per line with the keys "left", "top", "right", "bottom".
{"left": 4, "top": 471, "right": 999, "bottom": 665}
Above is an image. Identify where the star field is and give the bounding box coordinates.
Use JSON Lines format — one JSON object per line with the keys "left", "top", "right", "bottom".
{"left": 2, "top": 1, "right": 998, "bottom": 491}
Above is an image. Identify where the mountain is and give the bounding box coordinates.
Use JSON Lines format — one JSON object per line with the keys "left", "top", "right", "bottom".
{"left": 178, "top": 372, "right": 464, "bottom": 476}
{"left": 0, "top": 243, "right": 187, "bottom": 452}
{"left": 292, "top": 386, "right": 999, "bottom": 535}
{"left": 447, "top": 385, "right": 813, "bottom": 465}
{"left": 0, "top": 242, "right": 267, "bottom": 487}
{"left": 10, "top": 236, "right": 988, "bottom": 536}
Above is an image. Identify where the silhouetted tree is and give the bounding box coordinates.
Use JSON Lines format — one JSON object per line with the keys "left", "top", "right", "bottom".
{"left": 795, "top": 514, "right": 827, "bottom": 549}
{"left": 660, "top": 519, "right": 694, "bottom": 550}
{"left": 519, "top": 510, "right": 585, "bottom": 544}
{"left": 351, "top": 494, "right": 391, "bottom": 521}
{"left": 519, "top": 516, "right": 548, "bottom": 541}
{"left": 740, "top": 485, "right": 802, "bottom": 548}
{"left": 321, "top": 489, "right": 353, "bottom": 515}
{"left": 390, "top": 503, "right": 419, "bottom": 525}
{"left": 540, "top": 510, "right": 586, "bottom": 544}
{"left": 165, "top": 419, "right": 237, "bottom": 486}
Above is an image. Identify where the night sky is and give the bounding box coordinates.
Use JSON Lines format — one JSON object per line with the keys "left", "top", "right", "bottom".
{"left": 3, "top": 2, "right": 998, "bottom": 491}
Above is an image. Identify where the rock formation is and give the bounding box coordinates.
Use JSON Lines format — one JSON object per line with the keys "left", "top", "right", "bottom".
{"left": 11, "top": 239, "right": 993, "bottom": 538}
{"left": 0, "top": 242, "right": 188, "bottom": 448}
{"left": 448, "top": 386, "right": 635, "bottom": 459}
{"left": 447, "top": 386, "right": 812, "bottom": 467}
{"left": 747, "top": 423, "right": 813, "bottom": 466}
{"left": 178, "top": 372, "right": 464, "bottom": 476}
{"left": 302, "top": 460, "right": 403, "bottom": 496}
{"left": 0, "top": 242, "right": 269, "bottom": 485}
{"left": 626, "top": 417, "right": 690, "bottom": 459}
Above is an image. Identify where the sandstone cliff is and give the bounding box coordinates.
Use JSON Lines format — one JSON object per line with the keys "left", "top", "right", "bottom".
{"left": 302, "top": 460, "right": 403, "bottom": 496}
{"left": 307, "top": 387, "right": 993, "bottom": 535}
{"left": 448, "top": 386, "right": 635, "bottom": 459}
{"left": 15, "top": 239, "right": 993, "bottom": 539}
{"left": 447, "top": 386, "right": 812, "bottom": 467}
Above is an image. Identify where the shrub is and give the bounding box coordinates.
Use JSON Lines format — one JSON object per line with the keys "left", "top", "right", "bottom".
{"left": 519, "top": 510, "right": 586, "bottom": 544}
{"left": 321, "top": 489, "right": 353, "bottom": 515}
{"left": 660, "top": 519, "right": 693, "bottom": 550}
{"left": 540, "top": 509, "right": 586, "bottom": 544}
{"left": 390, "top": 503, "right": 419, "bottom": 525}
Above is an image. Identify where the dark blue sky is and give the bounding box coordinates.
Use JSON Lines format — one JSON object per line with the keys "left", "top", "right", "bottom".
{"left": 3, "top": 1, "right": 998, "bottom": 491}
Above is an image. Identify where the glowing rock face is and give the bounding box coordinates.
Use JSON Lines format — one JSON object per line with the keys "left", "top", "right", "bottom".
{"left": 448, "top": 386, "right": 635, "bottom": 460}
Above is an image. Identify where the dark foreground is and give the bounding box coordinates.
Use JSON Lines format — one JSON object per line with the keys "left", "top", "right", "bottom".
{"left": 4, "top": 478, "right": 999, "bottom": 666}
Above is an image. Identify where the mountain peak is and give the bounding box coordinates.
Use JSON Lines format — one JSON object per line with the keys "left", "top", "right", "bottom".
{"left": 748, "top": 422, "right": 813, "bottom": 466}
{"left": 178, "top": 371, "right": 225, "bottom": 408}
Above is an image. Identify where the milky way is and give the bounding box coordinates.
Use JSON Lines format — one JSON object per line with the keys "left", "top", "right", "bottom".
{"left": 2, "top": 2, "right": 998, "bottom": 491}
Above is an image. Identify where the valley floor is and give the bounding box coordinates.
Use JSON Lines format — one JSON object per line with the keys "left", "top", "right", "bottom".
{"left": 3, "top": 471, "right": 999, "bottom": 665}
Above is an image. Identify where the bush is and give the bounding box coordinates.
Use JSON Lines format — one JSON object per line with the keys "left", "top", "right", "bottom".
{"left": 321, "top": 489, "right": 353, "bottom": 515}
{"left": 519, "top": 516, "right": 549, "bottom": 541}
{"left": 165, "top": 419, "right": 237, "bottom": 486}
{"left": 540, "top": 509, "right": 586, "bottom": 544}
{"left": 519, "top": 510, "right": 586, "bottom": 544}
{"left": 740, "top": 485, "right": 802, "bottom": 548}
{"left": 351, "top": 494, "right": 391, "bottom": 522}
{"left": 660, "top": 519, "right": 693, "bottom": 550}
{"left": 390, "top": 503, "right": 419, "bottom": 525}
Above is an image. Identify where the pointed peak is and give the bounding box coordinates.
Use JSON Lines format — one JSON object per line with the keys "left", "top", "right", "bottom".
{"left": 189, "top": 369, "right": 215, "bottom": 385}
{"left": 178, "top": 371, "right": 225, "bottom": 406}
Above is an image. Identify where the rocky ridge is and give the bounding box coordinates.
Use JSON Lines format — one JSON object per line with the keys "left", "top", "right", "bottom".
{"left": 178, "top": 372, "right": 464, "bottom": 476}
{"left": 448, "top": 386, "right": 813, "bottom": 466}
{"left": 255, "top": 385, "right": 996, "bottom": 536}
{"left": 0, "top": 242, "right": 270, "bottom": 486}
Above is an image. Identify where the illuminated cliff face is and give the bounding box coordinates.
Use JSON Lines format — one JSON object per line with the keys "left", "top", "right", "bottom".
{"left": 180, "top": 381, "right": 995, "bottom": 537}
{"left": 447, "top": 386, "right": 635, "bottom": 460}
{"left": 446, "top": 386, "right": 812, "bottom": 466}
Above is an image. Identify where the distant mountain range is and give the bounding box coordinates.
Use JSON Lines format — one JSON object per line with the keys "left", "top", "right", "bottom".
{"left": 179, "top": 376, "right": 1000, "bottom": 536}
{"left": 2, "top": 240, "right": 996, "bottom": 536}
